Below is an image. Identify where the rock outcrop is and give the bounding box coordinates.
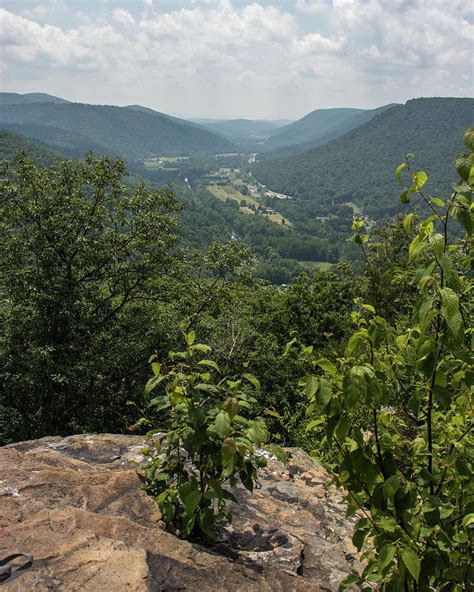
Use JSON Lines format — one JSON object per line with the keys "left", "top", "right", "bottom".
{"left": 0, "top": 434, "right": 360, "bottom": 591}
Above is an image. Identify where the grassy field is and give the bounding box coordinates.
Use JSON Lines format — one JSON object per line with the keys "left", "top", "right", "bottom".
{"left": 223, "top": 185, "right": 259, "bottom": 206}
{"left": 206, "top": 184, "right": 258, "bottom": 207}
{"left": 206, "top": 184, "right": 230, "bottom": 201}
{"left": 264, "top": 212, "right": 292, "bottom": 226}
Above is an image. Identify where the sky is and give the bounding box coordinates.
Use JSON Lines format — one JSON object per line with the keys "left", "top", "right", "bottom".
{"left": 0, "top": 0, "right": 473, "bottom": 119}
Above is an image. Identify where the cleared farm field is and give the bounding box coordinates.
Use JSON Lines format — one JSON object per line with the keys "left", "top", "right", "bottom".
{"left": 206, "top": 184, "right": 257, "bottom": 206}
{"left": 223, "top": 185, "right": 258, "bottom": 206}
{"left": 264, "top": 212, "right": 292, "bottom": 226}
{"left": 206, "top": 185, "right": 229, "bottom": 201}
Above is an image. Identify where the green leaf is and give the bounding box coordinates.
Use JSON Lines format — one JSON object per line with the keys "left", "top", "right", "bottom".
{"left": 413, "top": 170, "right": 428, "bottom": 190}
{"left": 186, "top": 330, "right": 196, "bottom": 346}
{"left": 335, "top": 415, "right": 350, "bottom": 443}
{"left": 304, "top": 374, "right": 319, "bottom": 399}
{"left": 395, "top": 162, "right": 406, "bottom": 185}
{"left": 383, "top": 475, "right": 401, "bottom": 499}
{"left": 462, "top": 513, "right": 474, "bottom": 528}
{"left": 242, "top": 373, "right": 261, "bottom": 392}
{"left": 197, "top": 359, "right": 220, "bottom": 372}
{"left": 378, "top": 544, "right": 396, "bottom": 571}
{"left": 144, "top": 374, "right": 165, "bottom": 395}
{"left": 213, "top": 411, "right": 231, "bottom": 438}
{"left": 429, "top": 233, "right": 444, "bottom": 258}
{"left": 449, "top": 200, "right": 473, "bottom": 235}
{"left": 184, "top": 490, "right": 202, "bottom": 516}
{"left": 352, "top": 528, "right": 367, "bottom": 551}
{"left": 246, "top": 418, "right": 269, "bottom": 445}
{"left": 455, "top": 154, "right": 472, "bottom": 182}
{"left": 463, "top": 128, "right": 474, "bottom": 150}
{"left": 441, "top": 287, "right": 462, "bottom": 336}
{"left": 194, "top": 383, "right": 218, "bottom": 394}
{"left": 417, "top": 339, "right": 437, "bottom": 377}
{"left": 315, "top": 358, "right": 337, "bottom": 376}
{"left": 418, "top": 295, "right": 435, "bottom": 324}
{"left": 402, "top": 548, "right": 420, "bottom": 582}
{"left": 403, "top": 212, "right": 414, "bottom": 233}
{"left": 430, "top": 197, "right": 445, "bottom": 207}
{"left": 343, "top": 371, "right": 361, "bottom": 410}
{"left": 193, "top": 343, "right": 212, "bottom": 353}
{"left": 283, "top": 336, "right": 298, "bottom": 357}
{"left": 400, "top": 187, "right": 414, "bottom": 204}
{"left": 377, "top": 516, "right": 398, "bottom": 532}
{"left": 317, "top": 378, "right": 332, "bottom": 408}
{"left": 433, "top": 385, "right": 451, "bottom": 407}
{"left": 340, "top": 574, "right": 360, "bottom": 590}
{"left": 147, "top": 396, "right": 170, "bottom": 412}
{"left": 409, "top": 235, "right": 425, "bottom": 261}
{"left": 306, "top": 417, "right": 325, "bottom": 431}
{"left": 263, "top": 408, "right": 281, "bottom": 418}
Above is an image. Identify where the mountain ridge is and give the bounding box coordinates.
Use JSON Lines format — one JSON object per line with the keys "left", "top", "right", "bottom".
{"left": 0, "top": 92, "right": 70, "bottom": 105}
{"left": 263, "top": 107, "right": 365, "bottom": 149}
{"left": 261, "top": 103, "right": 398, "bottom": 158}
{"left": 0, "top": 100, "right": 236, "bottom": 159}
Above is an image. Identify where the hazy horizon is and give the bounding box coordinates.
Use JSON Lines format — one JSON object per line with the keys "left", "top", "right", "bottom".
{"left": 1, "top": 1, "right": 473, "bottom": 119}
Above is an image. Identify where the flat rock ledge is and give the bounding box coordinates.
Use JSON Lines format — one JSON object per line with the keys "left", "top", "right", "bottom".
{"left": 0, "top": 434, "right": 360, "bottom": 591}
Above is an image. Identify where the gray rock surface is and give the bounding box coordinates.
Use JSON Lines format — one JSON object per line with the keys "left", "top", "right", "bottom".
{"left": 0, "top": 434, "right": 360, "bottom": 591}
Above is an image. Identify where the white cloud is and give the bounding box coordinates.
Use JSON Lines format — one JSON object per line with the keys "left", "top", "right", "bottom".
{"left": 113, "top": 9, "right": 135, "bottom": 28}
{"left": 0, "top": 1, "right": 472, "bottom": 118}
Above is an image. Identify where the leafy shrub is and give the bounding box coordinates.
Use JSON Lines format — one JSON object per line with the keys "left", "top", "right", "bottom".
{"left": 290, "top": 131, "right": 473, "bottom": 590}
{"left": 137, "top": 331, "right": 278, "bottom": 539}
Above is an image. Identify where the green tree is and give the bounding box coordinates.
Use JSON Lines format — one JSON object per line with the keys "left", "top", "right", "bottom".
{"left": 357, "top": 214, "right": 417, "bottom": 323}
{"left": 0, "top": 153, "right": 181, "bottom": 442}
{"left": 290, "top": 131, "right": 473, "bottom": 590}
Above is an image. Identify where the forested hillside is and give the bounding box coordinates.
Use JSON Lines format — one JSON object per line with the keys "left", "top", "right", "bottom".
{"left": 0, "top": 102, "right": 236, "bottom": 159}
{"left": 0, "top": 122, "right": 111, "bottom": 156}
{"left": 0, "top": 128, "right": 65, "bottom": 166}
{"left": 263, "top": 107, "right": 363, "bottom": 149}
{"left": 262, "top": 103, "right": 396, "bottom": 157}
{"left": 255, "top": 98, "right": 474, "bottom": 218}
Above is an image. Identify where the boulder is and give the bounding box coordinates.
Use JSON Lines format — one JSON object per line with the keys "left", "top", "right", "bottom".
{"left": 0, "top": 434, "right": 360, "bottom": 591}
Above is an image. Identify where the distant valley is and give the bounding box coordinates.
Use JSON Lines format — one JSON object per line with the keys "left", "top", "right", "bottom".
{"left": 1, "top": 92, "right": 472, "bottom": 283}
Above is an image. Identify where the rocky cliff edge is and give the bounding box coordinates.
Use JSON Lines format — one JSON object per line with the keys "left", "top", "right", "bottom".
{"left": 0, "top": 434, "right": 360, "bottom": 591}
